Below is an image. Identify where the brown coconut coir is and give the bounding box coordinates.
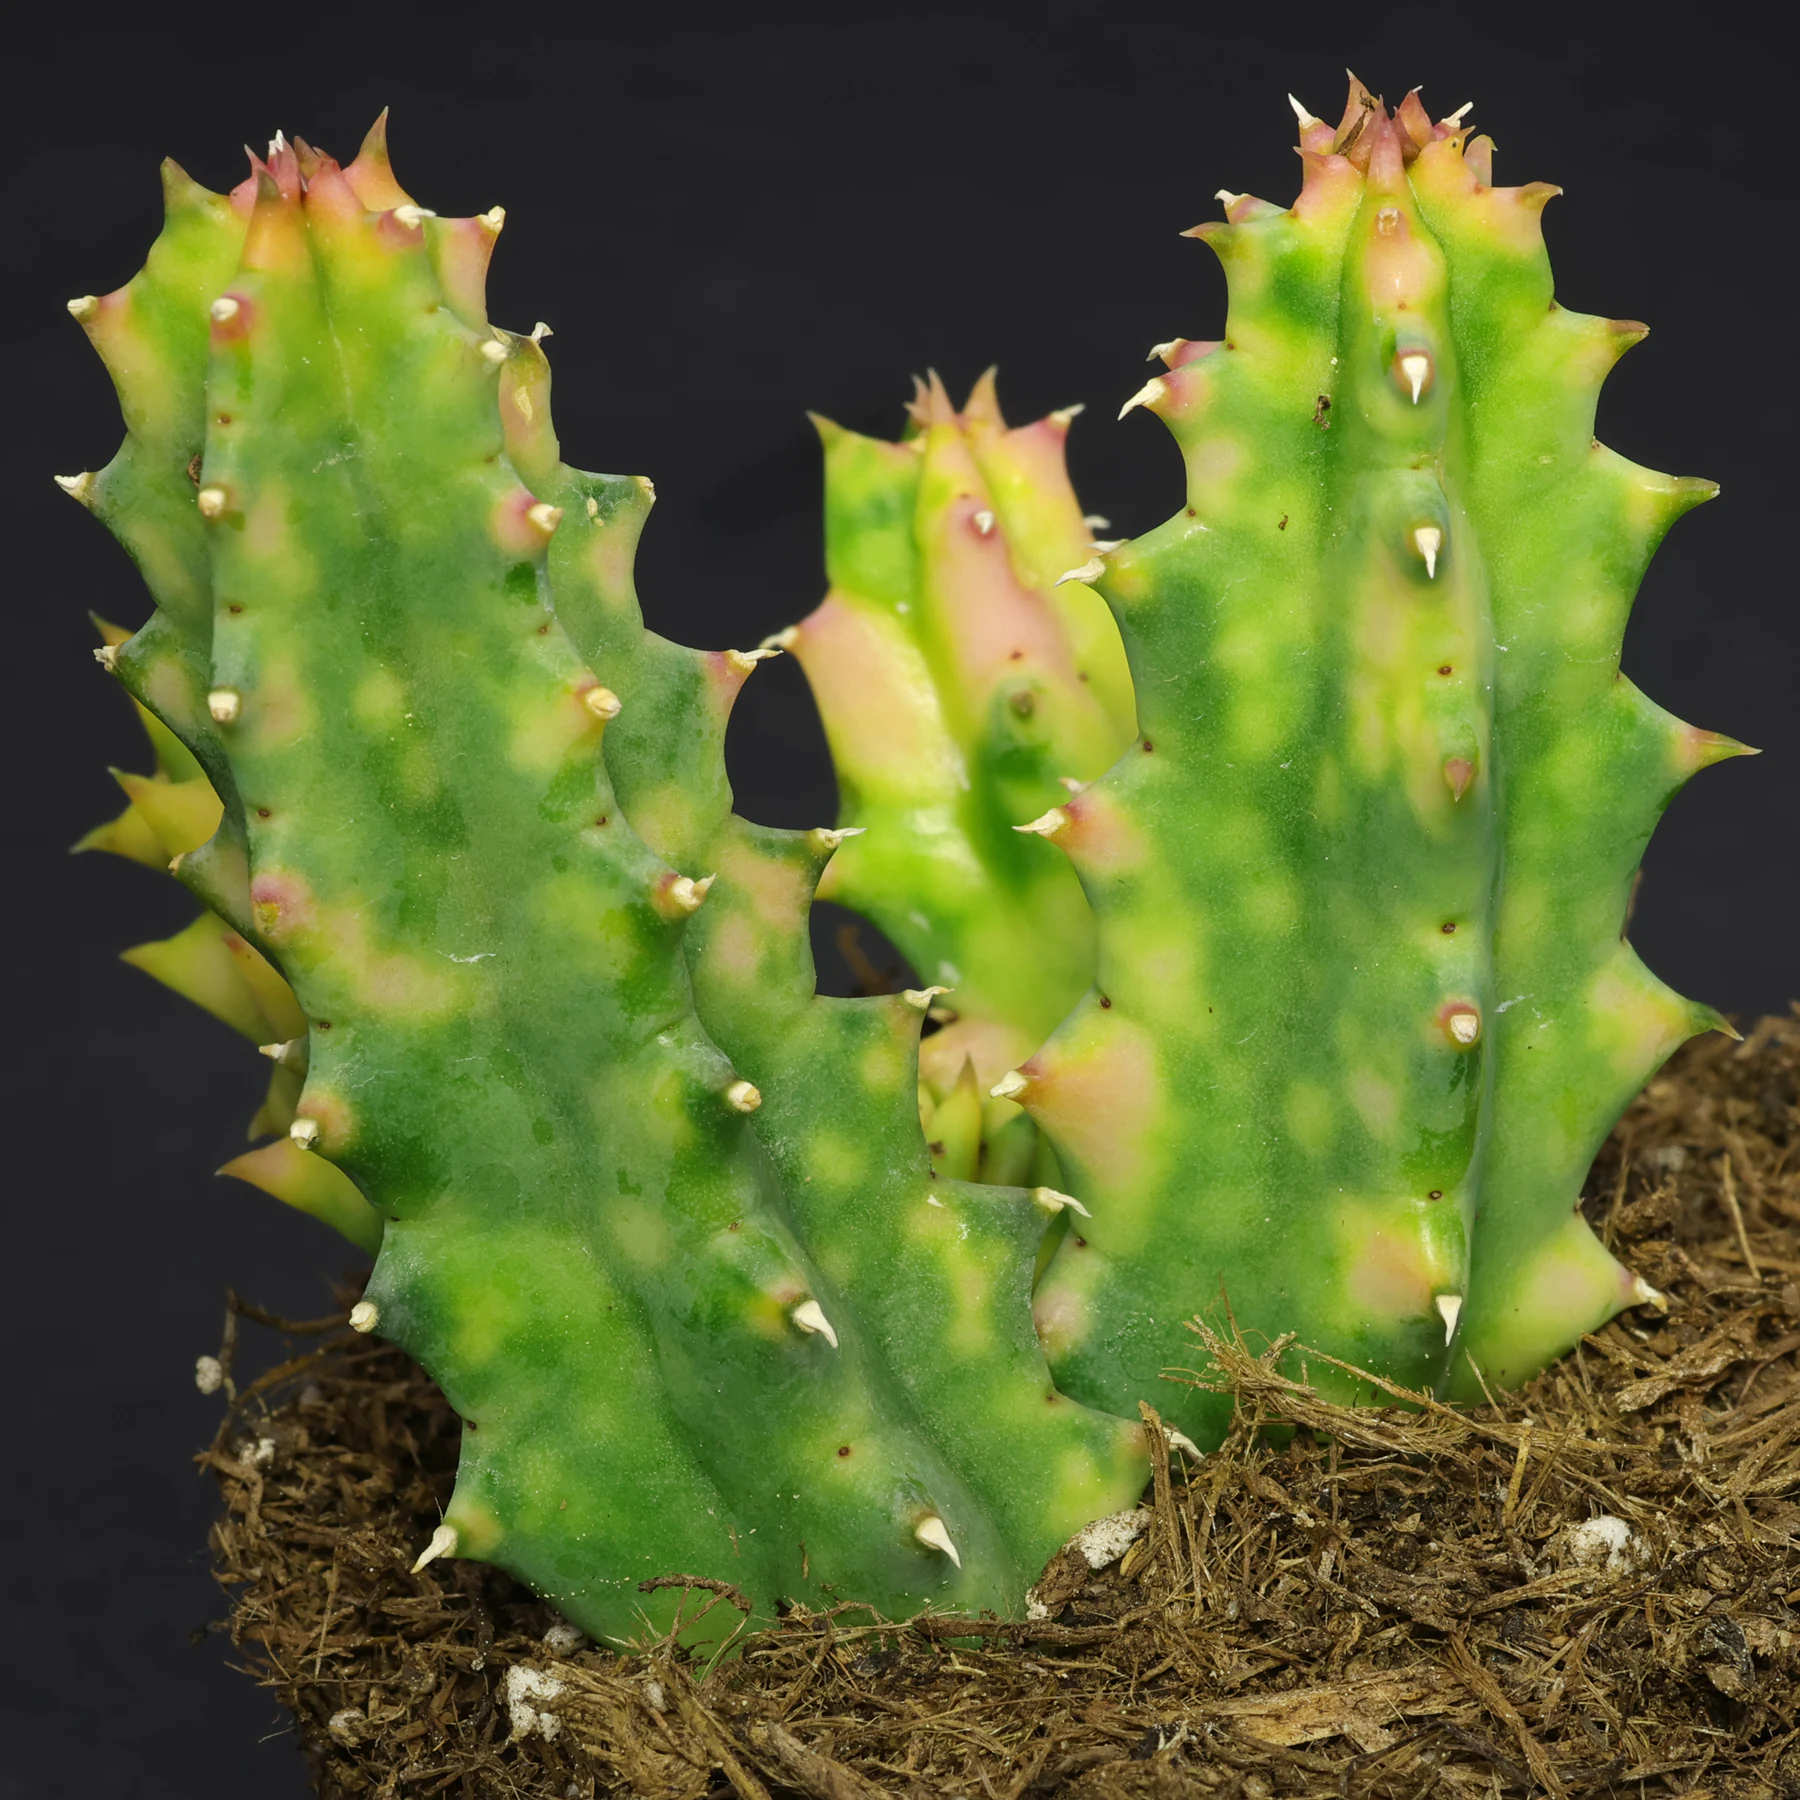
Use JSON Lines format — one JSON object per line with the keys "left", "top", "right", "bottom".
{"left": 201, "top": 1014, "right": 1800, "bottom": 1798}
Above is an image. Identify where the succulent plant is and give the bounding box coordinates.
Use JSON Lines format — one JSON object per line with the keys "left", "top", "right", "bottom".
{"left": 775, "top": 375, "right": 1136, "bottom": 1185}
{"left": 67, "top": 122, "right": 1149, "bottom": 1640}
{"left": 67, "top": 81, "right": 1742, "bottom": 1640}
{"left": 1002, "top": 78, "right": 1745, "bottom": 1439}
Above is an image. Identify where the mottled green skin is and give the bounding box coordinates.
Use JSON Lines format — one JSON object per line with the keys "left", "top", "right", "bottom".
{"left": 1022, "top": 103, "right": 1738, "bottom": 1442}
{"left": 72, "top": 162, "right": 258, "bottom": 936}
{"left": 786, "top": 380, "right": 1135, "bottom": 1133}
{"left": 72, "top": 135, "right": 1149, "bottom": 1637}
{"left": 502, "top": 346, "right": 1151, "bottom": 1606}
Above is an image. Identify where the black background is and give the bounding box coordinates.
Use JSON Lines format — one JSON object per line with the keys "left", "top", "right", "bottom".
{"left": 3, "top": 5, "right": 1790, "bottom": 1793}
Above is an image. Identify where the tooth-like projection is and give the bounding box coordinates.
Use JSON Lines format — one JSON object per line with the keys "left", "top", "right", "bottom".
{"left": 724, "top": 1079, "right": 762, "bottom": 1113}
{"left": 289, "top": 1116, "right": 320, "bottom": 1149}
{"left": 480, "top": 338, "right": 509, "bottom": 364}
{"left": 1118, "top": 377, "right": 1166, "bottom": 420}
{"left": 1435, "top": 1294, "right": 1464, "bottom": 1341}
{"left": 348, "top": 1300, "right": 380, "bottom": 1333}
{"left": 1414, "top": 525, "right": 1442, "bottom": 577}
{"left": 411, "top": 1523, "right": 457, "bottom": 1572}
{"left": 724, "top": 647, "right": 778, "bottom": 673}
{"left": 1055, "top": 558, "right": 1106, "bottom": 586}
{"left": 526, "top": 501, "right": 562, "bottom": 535}
{"left": 914, "top": 1514, "right": 962, "bottom": 1567}
{"left": 68, "top": 294, "right": 99, "bottom": 320}
{"left": 1447, "top": 1008, "right": 1482, "bottom": 1046}
{"left": 1013, "top": 808, "right": 1068, "bottom": 838}
{"left": 1399, "top": 352, "right": 1432, "bottom": 402}
{"left": 258, "top": 1037, "right": 307, "bottom": 1071}
{"left": 93, "top": 644, "right": 118, "bottom": 672}
{"left": 207, "top": 688, "right": 240, "bottom": 724}
{"left": 972, "top": 508, "right": 995, "bottom": 536}
{"left": 807, "top": 825, "right": 865, "bottom": 853}
{"left": 1032, "top": 1187, "right": 1091, "bottom": 1218}
{"left": 54, "top": 471, "right": 96, "bottom": 504}
{"left": 209, "top": 295, "right": 240, "bottom": 323}
{"left": 582, "top": 685, "right": 621, "bottom": 720}
{"left": 901, "top": 985, "right": 952, "bottom": 1011}
{"left": 990, "top": 1071, "right": 1028, "bottom": 1101}
{"left": 392, "top": 203, "right": 436, "bottom": 228}
{"left": 196, "top": 485, "right": 228, "bottom": 518}
{"left": 791, "top": 1299, "right": 838, "bottom": 1347}
{"left": 479, "top": 206, "right": 506, "bottom": 232}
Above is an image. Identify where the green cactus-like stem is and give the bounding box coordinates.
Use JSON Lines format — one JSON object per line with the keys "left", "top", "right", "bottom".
{"left": 497, "top": 341, "right": 1152, "bottom": 1602}
{"left": 70, "top": 127, "right": 1152, "bottom": 1637}
{"left": 785, "top": 375, "right": 1135, "bottom": 1140}
{"left": 1014, "top": 84, "right": 1744, "bottom": 1442}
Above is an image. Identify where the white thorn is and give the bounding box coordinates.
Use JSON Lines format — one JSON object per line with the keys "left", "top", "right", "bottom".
{"left": 792, "top": 1299, "right": 838, "bottom": 1347}
{"left": 925, "top": 1192, "right": 945, "bottom": 1208}
{"left": 208, "top": 688, "right": 241, "bottom": 724}
{"left": 585, "top": 496, "right": 599, "bottom": 519}
{"left": 810, "top": 825, "right": 866, "bottom": 852}
{"left": 902, "top": 985, "right": 951, "bottom": 1011}
{"left": 990, "top": 1070, "right": 1027, "bottom": 1101}
{"left": 1443, "top": 102, "right": 1474, "bottom": 127}
{"left": 635, "top": 475, "right": 656, "bottom": 500}
{"left": 67, "top": 294, "right": 99, "bottom": 321}
{"left": 725, "top": 646, "right": 778, "bottom": 674}
{"left": 1032, "top": 1186, "right": 1091, "bottom": 1218}
{"left": 666, "top": 874, "right": 713, "bottom": 914}
{"left": 197, "top": 485, "right": 229, "bottom": 519}
{"left": 259, "top": 1038, "right": 305, "bottom": 1070}
{"left": 527, "top": 501, "right": 563, "bottom": 535}
{"left": 1147, "top": 339, "right": 1183, "bottom": 363}
{"left": 1118, "top": 377, "right": 1166, "bottom": 420}
{"left": 1048, "top": 403, "right": 1085, "bottom": 427}
{"left": 1435, "top": 1293, "right": 1464, "bottom": 1342}
{"left": 1166, "top": 1428, "right": 1203, "bottom": 1458}
{"left": 480, "top": 338, "right": 510, "bottom": 365}
{"left": 1215, "top": 188, "right": 1246, "bottom": 208}
{"left": 725, "top": 1079, "right": 762, "bottom": 1114}
{"left": 392, "top": 203, "right": 437, "bottom": 229}
{"left": 1058, "top": 776, "right": 1088, "bottom": 795}
{"left": 1399, "top": 352, "right": 1431, "bottom": 403}
{"left": 1630, "top": 1273, "right": 1668, "bottom": 1311}
{"left": 348, "top": 1300, "right": 380, "bottom": 1333}
{"left": 972, "top": 509, "right": 995, "bottom": 537}
{"left": 271, "top": 130, "right": 289, "bottom": 154}
{"left": 54, "top": 472, "right": 96, "bottom": 505}
{"left": 915, "top": 1515, "right": 961, "bottom": 1567}
{"left": 209, "top": 295, "right": 241, "bottom": 323}
{"left": 583, "top": 685, "right": 622, "bottom": 720}
{"left": 1090, "top": 538, "right": 1125, "bottom": 553}
{"left": 93, "top": 644, "right": 118, "bottom": 672}
{"left": 289, "top": 1115, "right": 320, "bottom": 1149}
{"left": 1014, "top": 807, "right": 1068, "bottom": 838}
{"left": 1083, "top": 514, "right": 1111, "bottom": 530}
{"left": 168, "top": 854, "right": 184, "bottom": 874}
{"left": 479, "top": 206, "right": 507, "bottom": 232}
{"left": 1413, "top": 526, "right": 1442, "bottom": 579}
{"left": 194, "top": 1354, "right": 224, "bottom": 1395}
{"left": 1447, "top": 1007, "right": 1481, "bottom": 1046}
{"left": 412, "top": 1523, "right": 457, "bottom": 1573}
{"left": 1288, "top": 93, "right": 1320, "bottom": 128}
{"left": 530, "top": 320, "right": 553, "bottom": 343}
{"left": 1055, "top": 559, "right": 1105, "bottom": 587}
{"left": 761, "top": 625, "right": 798, "bottom": 652}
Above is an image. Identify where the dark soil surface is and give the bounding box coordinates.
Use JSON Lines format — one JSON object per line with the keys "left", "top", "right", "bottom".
{"left": 203, "top": 1015, "right": 1800, "bottom": 1797}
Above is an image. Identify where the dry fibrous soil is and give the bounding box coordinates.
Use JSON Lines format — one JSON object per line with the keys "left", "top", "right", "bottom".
{"left": 202, "top": 1014, "right": 1800, "bottom": 1798}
